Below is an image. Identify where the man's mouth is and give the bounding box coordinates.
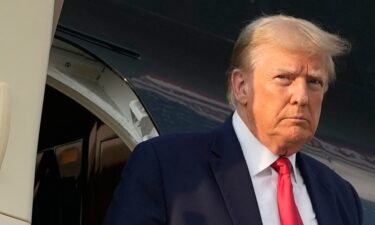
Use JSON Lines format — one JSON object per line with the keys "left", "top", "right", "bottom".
{"left": 284, "top": 115, "right": 309, "bottom": 122}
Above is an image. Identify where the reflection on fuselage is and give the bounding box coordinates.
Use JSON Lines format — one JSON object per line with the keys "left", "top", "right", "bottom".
{"left": 304, "top": 137, "right": 375, "bottom": 202}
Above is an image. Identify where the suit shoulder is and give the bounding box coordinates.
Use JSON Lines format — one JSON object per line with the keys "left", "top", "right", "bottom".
{"left": 135, "top": 130, "right": 216, "bottom": 155}
{"left": 298, "top": 153, "right": 358, "bottom": 193}
{"left": 299, "top": 153, "right": 347, "bottom": 182}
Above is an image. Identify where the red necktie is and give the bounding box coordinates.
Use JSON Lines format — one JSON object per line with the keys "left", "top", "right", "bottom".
{"left": 272, "top": 157, "right": 304, "bottom": 225}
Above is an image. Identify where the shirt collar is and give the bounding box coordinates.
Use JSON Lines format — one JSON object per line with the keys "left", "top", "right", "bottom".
{"left": 232, "top": 111, "right": 298, "bottom": 182}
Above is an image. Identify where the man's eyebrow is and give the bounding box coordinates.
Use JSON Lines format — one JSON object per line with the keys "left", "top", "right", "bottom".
{"left": 307, "top": 70, "right": 326, "bottom": 77}
{"left": 276, "top": 68, "right": 326, "bottom": 77}
{"left": 276, "top": 68, "right": 301, "bottom": 75}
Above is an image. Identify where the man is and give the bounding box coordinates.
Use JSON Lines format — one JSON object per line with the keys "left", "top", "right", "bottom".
{"left": 105, "top": 15, "right": 363, "bottom": 225}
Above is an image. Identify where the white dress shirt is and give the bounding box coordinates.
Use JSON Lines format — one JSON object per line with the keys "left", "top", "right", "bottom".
{"left": 232, "top": 111, "right": 318, "bottom": 225}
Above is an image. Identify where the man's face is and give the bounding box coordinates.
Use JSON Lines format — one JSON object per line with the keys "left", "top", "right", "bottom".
{"left": 235, "top": 46, "right": 328, "bottom": 156}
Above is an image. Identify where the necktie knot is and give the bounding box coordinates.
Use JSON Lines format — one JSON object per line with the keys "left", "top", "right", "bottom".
{"left": 272, "top": 157, "right": 291, "bottom": 175}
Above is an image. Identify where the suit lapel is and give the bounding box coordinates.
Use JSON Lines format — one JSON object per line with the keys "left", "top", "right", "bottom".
{"left": 209, "top": 118, "right": 262, "bottom": 225}
{"left": 297, "top": 153, "right": 341, "bottom": 225}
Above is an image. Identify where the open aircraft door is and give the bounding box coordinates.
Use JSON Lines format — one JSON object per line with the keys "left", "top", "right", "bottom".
{"left": 0, "top": 1, "right": 63, "bottom": 224}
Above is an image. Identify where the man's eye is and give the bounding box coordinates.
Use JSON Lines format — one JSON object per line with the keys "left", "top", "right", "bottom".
{"left": 275, "top": 75, "right": 292, "bottom": 84}
{"left": 308, "top": 78, "right": 323, "bottom": 86}
{"left": 275, "top": 75, "right": 289, "bottom": 80}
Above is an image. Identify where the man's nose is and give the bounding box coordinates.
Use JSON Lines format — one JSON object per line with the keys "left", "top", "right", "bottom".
{"left": 289, "top": 79, "right": 308, "bottom": 106}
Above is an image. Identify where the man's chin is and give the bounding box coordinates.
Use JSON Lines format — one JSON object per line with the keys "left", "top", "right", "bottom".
{"left": 280, "top": 129, "right": 313, "bottom": 150}
{"left": 285, "top": 132, "right": 312, "bottom": 145}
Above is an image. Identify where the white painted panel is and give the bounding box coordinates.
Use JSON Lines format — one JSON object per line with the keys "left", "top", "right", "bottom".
{"left": 0, "top": 213, "right": 30, "bottom": 225}
{"left": 0, "top": 82, "right": 11, "bottom": 168}
{"left": 0, "top": 0, "right": 54, "bottom": 223}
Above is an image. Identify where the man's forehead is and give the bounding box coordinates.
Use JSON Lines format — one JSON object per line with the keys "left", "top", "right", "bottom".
{"left": 253, "top": 45, "right": 330, "bottom": 75}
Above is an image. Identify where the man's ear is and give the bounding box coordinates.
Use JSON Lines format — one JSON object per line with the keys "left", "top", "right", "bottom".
{"left": 231, "top": 69, "right": 249, "bottom": 105}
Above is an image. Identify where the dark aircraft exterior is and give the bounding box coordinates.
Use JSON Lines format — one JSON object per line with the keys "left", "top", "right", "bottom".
{"left": 28, "top": 0, "right": 375, "bottom": 225}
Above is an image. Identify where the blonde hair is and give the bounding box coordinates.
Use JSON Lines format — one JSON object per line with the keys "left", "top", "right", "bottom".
{"left": 227, "top": 15, "right": 350, "bottom": 107}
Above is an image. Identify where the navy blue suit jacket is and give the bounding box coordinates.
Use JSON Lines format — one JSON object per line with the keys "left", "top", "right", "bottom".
{"left": 104, "top": 118, "right": 362, "bottom": 225}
